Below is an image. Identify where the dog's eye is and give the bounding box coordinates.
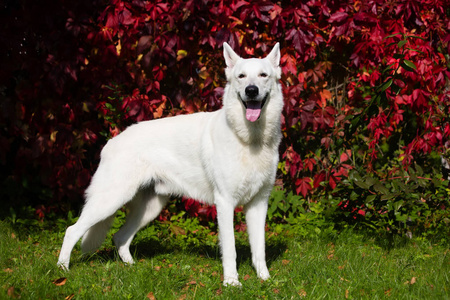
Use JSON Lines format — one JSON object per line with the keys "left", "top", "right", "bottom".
{"left": 259, "top": 73, "right": 268, "bottom": 78}
{"left": 238, "top": 74, "right": 246, "bottom": 79}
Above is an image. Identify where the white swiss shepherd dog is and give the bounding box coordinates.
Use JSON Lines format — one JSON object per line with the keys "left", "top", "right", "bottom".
{"left": 57, "top": 42, "right": 283, "bottom": 286}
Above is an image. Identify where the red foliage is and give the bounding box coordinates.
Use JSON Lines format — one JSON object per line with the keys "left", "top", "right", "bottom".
{"left": 183, "top": 197, "right": 217, "bottom": 221}
{"left": 1, "top": 0, "right": 449, "bottom": 218}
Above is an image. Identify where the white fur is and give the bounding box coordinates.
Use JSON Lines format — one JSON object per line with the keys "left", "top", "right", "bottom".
{"left": 57, "top": 43, "right": 283, "bottom": 286}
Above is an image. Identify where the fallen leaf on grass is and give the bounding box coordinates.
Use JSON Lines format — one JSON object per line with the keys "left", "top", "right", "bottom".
{"left": 282, "top": 259, "right": 291, "bottom": 265}
{"left": 65, "top": 294, "right": 75, "bottom": 300}
{"left": 7, "top": 286, "right": 19, "bottom": 298}
{"left": 345, "top": 289, "right": 349, "bottom": 299}
{"left": 404, "top": 277, "right": 417, "bottom": 285}
{"left": 52, "top": 277, "right": 67, "bottom": 286}
{"left": 244, "top": 274, "right": 250, "bottom": 281}
{"left": 4, "top": 268, "right": 13, "bottom": 273}
{"left": 170, "top": 225, "right": 186, "bottom": 236}
{"left": 338, "top": 260, "right": 347, "bottom": 270}
{"left": 146, "top": 291, "right": 156, "bottom": 300}
{"left": 298, "top": 289, "right": 307, "bottom": 297}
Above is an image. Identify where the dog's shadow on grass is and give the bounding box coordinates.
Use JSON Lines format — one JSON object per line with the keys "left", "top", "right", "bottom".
{"left": 83, "top": 236, "right": 287, "bottom": 271}
{"left": 235, "top": 239, "right": 288, "bottom": 270}
{"left": 134, "top": 237, "right": 288, "bottom": 269}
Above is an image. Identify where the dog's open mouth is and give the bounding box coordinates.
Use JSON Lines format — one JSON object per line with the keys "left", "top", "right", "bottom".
{"left": 243, "top": 96, "right": 267, "bottom": 122}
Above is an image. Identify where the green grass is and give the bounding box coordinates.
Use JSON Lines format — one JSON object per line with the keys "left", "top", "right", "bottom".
{"left": 0, "top": 220, "right": 448, "bottom": 299}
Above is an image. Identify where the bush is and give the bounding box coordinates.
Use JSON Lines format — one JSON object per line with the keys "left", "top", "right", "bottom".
{"left": 1, "top": 0, "right": 449, "bottom": 236}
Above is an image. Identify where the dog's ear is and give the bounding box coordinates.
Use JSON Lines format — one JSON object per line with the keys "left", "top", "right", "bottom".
{"left": 266, "top": 43, "right": 280, "bottom": 68}
{"left": 266, "top": 43, "right": 281, "bottom": 79}
{"left": 223, "top": 42, "right": 241, "bottom": 69}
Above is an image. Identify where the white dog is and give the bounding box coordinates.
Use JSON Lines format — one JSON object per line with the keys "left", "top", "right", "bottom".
{"left": 57, "top": 42, "right": 283, "bottom": 286}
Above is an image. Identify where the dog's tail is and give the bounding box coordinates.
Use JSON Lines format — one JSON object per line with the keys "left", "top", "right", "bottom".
{"left": 80, "top": 215, "right": 115, "bottom": 253}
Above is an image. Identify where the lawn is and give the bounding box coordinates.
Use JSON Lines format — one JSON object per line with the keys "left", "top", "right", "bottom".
{"left": 1, "top": 219, "right": 448, "bottom": 299}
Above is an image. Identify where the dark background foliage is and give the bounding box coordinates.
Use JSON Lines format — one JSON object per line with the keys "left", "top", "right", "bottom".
{"left": 1, "top": 0, "right": 449, "bottom": 234}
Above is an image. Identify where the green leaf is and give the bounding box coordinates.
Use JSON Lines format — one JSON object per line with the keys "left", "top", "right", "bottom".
{"left": 393, "top": 200, "right": 404, "bottom": 212}
{"left": 381, "top": 192, "right": 398, "bottom": 201}
{"left": 354, "top": 180, "right": 370, "bottom": 189}
{"left": 366, "top": 194, "right": 377, "bottom": 203}
{"left": 397, "top": 40, "right": 407, "bottom": 48}
{"left": 407, "top": 35, "right": 427, "bottom": 41}
{"left": 414, "top": 163, "right": 423, "bottom": 175}
{"left": 379, "top": 79, "right": 393, "bottom": 92}
{"left": 365, "top": 176, "right": 377, "bottom": 188}
{"left": 401, "top": 59, "right": 416, "bottom": 71}
{"left": 406, "top": 47, "right": 424, "bottom": 54}
{"left": 374, "top": 183, "right": 389, "bottom": 195}
{"left": 384, "top": 32, "right": 403, "bottom": 40}
{"left": 382, "top": 63, "right": 397, "bottom": 74}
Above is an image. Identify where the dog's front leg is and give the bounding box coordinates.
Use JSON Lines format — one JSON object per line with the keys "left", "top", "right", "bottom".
{"left": 245, "top": 196, "right": 270, "bottom": 281}
{"left": 216, "top": 198, "right": 241, "bottom": 287}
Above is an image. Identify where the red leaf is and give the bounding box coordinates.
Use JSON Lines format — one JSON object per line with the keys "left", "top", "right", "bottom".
{"left": 119, "top": 8, "right": 134, "bottom": 26}
{"left": 329, "top": 175, "right": 337, "bottom": 190}
{"left": 313, "top": 172, "right": 326, "bottom": 189}
{"left": 281, "top": 54, "right": 298, "bottom": 75}
{"left": 235, "top": 222, "right": 247, "bottom": 232}
{"left": 340, "top": 150, "right": 352, "bottom": 163}
{"left": 329, "top": 11, "right": 348, "bottom": 23}
{"left": 303, "top": 158, "right": 316, "bottom": 172}
{"left": 295, "top": 177, "right": 312, "bottom": 197}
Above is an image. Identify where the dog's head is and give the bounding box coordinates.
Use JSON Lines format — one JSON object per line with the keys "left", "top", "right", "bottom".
{"left": 223, "top": 43, "right": 281, "bottom": 122}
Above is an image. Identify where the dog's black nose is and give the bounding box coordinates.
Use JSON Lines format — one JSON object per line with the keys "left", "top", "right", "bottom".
{"left": 245, "top": 85, "right": 259, "bottom": 98}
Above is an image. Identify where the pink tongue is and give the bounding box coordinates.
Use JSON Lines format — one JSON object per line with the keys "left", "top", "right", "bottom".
{"left": 245, "top": 101, "right": 262, "bottom": 122}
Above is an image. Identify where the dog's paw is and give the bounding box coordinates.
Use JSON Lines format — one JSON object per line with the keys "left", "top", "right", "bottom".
{"left": 223, "top": 277, "right": 242, "bottom": 287}
{"left": 57, "top": 261, "right": 69, "bottom": 271}
{"left": 254, "top": 263, "right": 270, "bottom": 281}
{"left": 116, "top": 248, "right": 135, "bottom": 265}
{"left": 258, "top": 270, "right": 270, "bottom": 281}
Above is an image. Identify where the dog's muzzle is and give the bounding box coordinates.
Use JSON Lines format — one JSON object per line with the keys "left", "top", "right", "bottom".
{"left": 241, "top": 85, "right": 267, "bottom": 122}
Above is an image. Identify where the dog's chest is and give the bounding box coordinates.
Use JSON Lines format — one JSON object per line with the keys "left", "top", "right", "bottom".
{"left": 231, "top": 145, "right": 277, "bottom": 203}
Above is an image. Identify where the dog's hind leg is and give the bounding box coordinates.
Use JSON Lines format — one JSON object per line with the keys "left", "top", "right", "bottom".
{"left": 57, "top": 202, "right": 118, "bottom": 270}
{"left": 113, "top": 190, "right": 169, "bottom": 264}
{"left": 80, "top": 215, "right": 115, "bottom": 254}
{"left": 58, "top": 184, "right": 138, "bottom": 270}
